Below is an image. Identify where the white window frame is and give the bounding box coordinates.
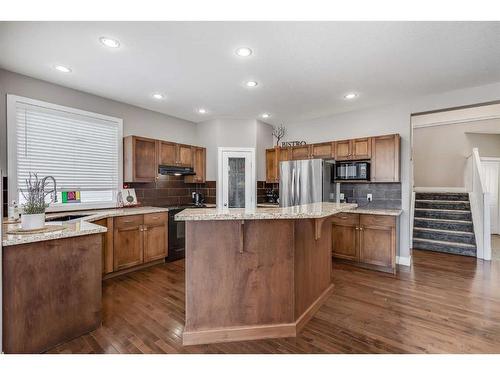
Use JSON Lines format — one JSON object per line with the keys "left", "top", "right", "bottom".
{"left": 7, "top": 94, "right": 123, "bottom": 212}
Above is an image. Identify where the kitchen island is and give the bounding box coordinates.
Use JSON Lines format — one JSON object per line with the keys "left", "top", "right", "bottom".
{"left": 175, "top": 202, "right": 357, "bottom": 345}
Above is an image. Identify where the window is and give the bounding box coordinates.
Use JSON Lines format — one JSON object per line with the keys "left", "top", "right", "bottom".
{"left": 8, "top": 95, "right": 123, "bottom": 212}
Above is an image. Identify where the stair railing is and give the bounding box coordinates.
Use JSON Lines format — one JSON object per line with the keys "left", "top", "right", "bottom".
{"left": 465, "top": 148, "right": 491, "bottom": 260}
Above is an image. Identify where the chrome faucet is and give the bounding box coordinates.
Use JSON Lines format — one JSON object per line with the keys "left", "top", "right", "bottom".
{"left": 42, "top": 175, "right": 58, "bottom": 203}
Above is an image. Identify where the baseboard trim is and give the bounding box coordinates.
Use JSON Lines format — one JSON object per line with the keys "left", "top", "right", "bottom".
{"left": 396, "top": 255, "right": 412, "bottom": 266}
{"left": 414, "top": 187, "right": 467, "bottom": 193}
{"left": 183, "top": 323, "right": 296, "bottom": 346}
{"left": 295, "top": 283, "right": 334, "bottom": 332}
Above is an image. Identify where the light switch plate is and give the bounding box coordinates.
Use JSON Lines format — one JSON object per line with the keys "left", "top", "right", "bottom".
{"left": 367, "top": 193, "right": 373, "bottom": 202}
{"left": 340, "top": 193, "right": 345, "bottom": 200}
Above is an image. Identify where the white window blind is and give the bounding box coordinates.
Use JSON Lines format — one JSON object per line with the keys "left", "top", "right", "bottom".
{"left": 9, "top": 96, "right": 123, "bottom": 209}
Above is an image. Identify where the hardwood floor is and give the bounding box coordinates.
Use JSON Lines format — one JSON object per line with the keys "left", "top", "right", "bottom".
{"left": 48, "top": 250, "right": 500, "bottom": 354}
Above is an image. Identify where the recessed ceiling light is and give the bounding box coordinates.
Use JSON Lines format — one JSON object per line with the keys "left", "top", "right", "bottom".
{"left": 54, "top": 65, "right": 72, "bottom": 73}
{"left": 198, "top": 108, "right": 207, "bottom": 114}
{"left": 261, "top": 113, "right": 270, "bottom": 119}
{"left": 100, "top": 37, "right": 120, "bottom": 48}
{"left": 235, "top": 47, "right": 253, "bottom": 57}
{"left": 344, "top": 92, "right": 358, "bottom": 100}
{"left": 152, "top": 93, "right": 165, "bottom": 100}
{"left": 246, "top": 81, "right": 258, "bottom": 87}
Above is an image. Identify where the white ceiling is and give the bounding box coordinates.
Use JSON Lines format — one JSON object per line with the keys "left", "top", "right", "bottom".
{"left": 1, "top": 21, "right": 500, "bottom": 125}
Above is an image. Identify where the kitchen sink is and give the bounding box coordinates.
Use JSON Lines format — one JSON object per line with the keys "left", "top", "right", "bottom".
{"left": 45, "top": 214, "right": 90, "bottom": 222}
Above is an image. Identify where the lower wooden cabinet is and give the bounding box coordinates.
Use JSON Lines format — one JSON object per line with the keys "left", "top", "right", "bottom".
{"left": 114, "top": 215, "right": 144, "bottom": 270}
{"left": 332, "top": 213, "right": 397, "bottom": 273}
{"left": 143, "top": 213, "right": 168, "bottom": 262}
{"left": 92, "top": 213, "right": 168, "bottom": 278}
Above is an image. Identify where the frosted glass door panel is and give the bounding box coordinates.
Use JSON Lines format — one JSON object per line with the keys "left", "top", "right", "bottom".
{"left": 228, "top": 157, "right": 246, "bottom": 208}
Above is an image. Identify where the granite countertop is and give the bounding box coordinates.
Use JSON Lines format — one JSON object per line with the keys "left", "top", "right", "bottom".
{"left": 45, "top": 206, "right": 169, "bottom": 222}
{"left": 2, "top": 206, "right": 169, "bottom": 247}
{"left": 2, "top": 221, "right": 107, "bottom": 247}
{"left": 175, "top": 202, "right": 358, "bottom": 221}
{"left": 346, "top": 207, "right": 403, "bottom": 216}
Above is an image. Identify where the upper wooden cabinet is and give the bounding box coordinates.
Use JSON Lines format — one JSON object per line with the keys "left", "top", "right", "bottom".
{"left": 335, "top": 138, "right": 371, "bottom": 161}
{"left": 371, "top": 134, "right": 400, "bottom": 182}
{"left": 352, "top": 137, "right": 371, "bottom": 160}
{"left": 335, "top": 140, "right": 351, "bottom": 161}
{"left": 124, "top": 136, "right": 206, "bottom": 183}
{"left": 291, "top": 145, "right": 311, "bottom": 160}
{"left": 310, "top": 142, "right": 334, "bottom": 159}
{"left": 124, "top": 136, "right": 158, "bottom": 183}
{"left": 158, "top": 141, "right": 177, "bottom": 166}
{"left": 158, "top": 141, "right": 193, "bottom": 167}
{"left": 185, "top": 147, "right": 206, "bottom": 184}
{"left": 266, "top": 148, "right": 279, "bottom": 183}
{"left": 264, "top": 133, "right": 399, "bottom": 183}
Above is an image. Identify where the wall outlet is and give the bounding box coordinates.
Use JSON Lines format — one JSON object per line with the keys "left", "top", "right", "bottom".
{"left": 340, "top": 193, "right": 345, "bottom": 200}
{"left": 367, "top": 193, "right": 373, "bottom": 202}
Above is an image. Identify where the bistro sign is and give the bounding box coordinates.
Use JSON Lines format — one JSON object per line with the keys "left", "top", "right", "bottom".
{"left": 281, "top": 141, "right": 307, "bottom": 147}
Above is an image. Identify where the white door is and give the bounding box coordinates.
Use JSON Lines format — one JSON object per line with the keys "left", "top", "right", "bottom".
{"left": 217, "top": 148, "right": 256, "bottom": 209}
{"left": 482, "top": 160, "right": 500, "bottom": 234}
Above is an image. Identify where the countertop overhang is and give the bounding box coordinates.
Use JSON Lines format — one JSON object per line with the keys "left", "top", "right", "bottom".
{"left": 175, "top": 202, "right": 358, "bottom": 221}
{"left": 2, "top": 206, "right": 169, "bottom": 247}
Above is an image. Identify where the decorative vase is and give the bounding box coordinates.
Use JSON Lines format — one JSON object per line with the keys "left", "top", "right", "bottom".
{"left": 21, "top": 213, "right": 46, "bottom": 230}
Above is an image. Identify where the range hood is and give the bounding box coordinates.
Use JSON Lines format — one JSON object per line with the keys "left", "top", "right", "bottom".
{"left": 158, "top": 165, "right": 195, "bottom": 176}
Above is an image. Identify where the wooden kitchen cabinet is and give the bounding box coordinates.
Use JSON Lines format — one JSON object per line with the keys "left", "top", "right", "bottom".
{"left": 359, "top": 215, "right": 396, "bottom": 269}
{"left": 352, "top": 137, "right": 371, "bottom": 160}
{"left": 158, "top": 141, "right": 177, "bottom": 166}
{"left": 310, "top": 142, "right": 334, "bottom": 159}
{"left": 123, "top": 136, "right": 158, "bottom": 182}
{"left": 291, "top": 145, "right": 311, "bottom": 160}
{"left": 143, "top": 212, "right": 168, "bottom": 262}
{"left": 158, "top": 141, "right": 193, "bottom": 167}
{"left": 371, "top": 134, "right": 400, "bottom": 182}
{"left": 113, "top": 213, "right": 168, "bottom": 273}
{"left": 266, "top": 148, "right": 279, "bottom": 183}
{"left": 332, "top": 213, "right": 397, "bottom": 274}
{"left": 113, "top": 215, "right": 144, "bottom": 271}
{"left": 266, "top": 147, "right": 292, "bottom": 183}
{"left": 335, "top": 140, "right": 351, "bottom": 160}
{"left": 178, "top": 144, "right": 193, "bottom": 166}
{"left": 92, "top": 218, "right": 114, "bottom": 275}
{"left": 331, "top": 214, "right": 359, "bottom": 261}
{"left": 185, "top": 147, "right": 206, "bottom": 183}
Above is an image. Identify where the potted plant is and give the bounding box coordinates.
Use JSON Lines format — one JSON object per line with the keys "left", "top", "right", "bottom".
{"left": 20, "top": 173, "right": 48, "bottom": 230}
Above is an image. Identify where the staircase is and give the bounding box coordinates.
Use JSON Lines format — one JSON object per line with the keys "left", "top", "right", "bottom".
{"left": 413, "top": 192, "right": 476, "bottom": 257}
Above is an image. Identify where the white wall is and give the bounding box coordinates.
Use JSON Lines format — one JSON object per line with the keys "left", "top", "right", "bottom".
{"left": 195, "top": 118, "right": 273, "bottom": 181}
{"left": 284, "top": 81, "right": 500, "bottom": 262}
{"left": 0, "top": 69, "right": 197, "bottom": 174}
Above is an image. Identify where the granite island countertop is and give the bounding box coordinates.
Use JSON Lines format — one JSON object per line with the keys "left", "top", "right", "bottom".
{"left": 2, "top": 206, "right": 169, "bottom": 247}
{"left": 175, "top": 202, "right": 358, "bottom": 221}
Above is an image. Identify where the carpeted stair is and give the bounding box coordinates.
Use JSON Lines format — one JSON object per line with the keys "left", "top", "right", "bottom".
{"left": 413, "top": 192, "right": 476, "bottom": 257}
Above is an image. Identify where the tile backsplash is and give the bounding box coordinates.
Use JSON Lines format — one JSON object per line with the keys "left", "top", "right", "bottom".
{"left": 335, "top": 182, "right": 402, "bottom": 209}
{"left": 128, "top": 176, "right": 271, "bottom": 207}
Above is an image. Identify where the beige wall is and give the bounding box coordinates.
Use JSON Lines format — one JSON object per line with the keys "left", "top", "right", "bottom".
{"left": 413, "top": 119, "right": 500, "bottom": 187}
{"left": 0, "top": 69, "right": 197, "bottom": 174}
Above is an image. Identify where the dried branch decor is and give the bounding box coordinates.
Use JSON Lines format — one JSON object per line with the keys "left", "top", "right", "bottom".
{"left": 21, "top": 173, "right": 49, "bottom": 214}
{"left": 272, "top": 124, "right": 286, "bottom": 146}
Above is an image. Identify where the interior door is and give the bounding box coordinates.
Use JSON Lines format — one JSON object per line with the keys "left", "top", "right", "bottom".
{"left": 482, "top": 160, "right": 500, "bottom": 234}
{"left": 220, "top": 150, "right": 255, "bottom": 209}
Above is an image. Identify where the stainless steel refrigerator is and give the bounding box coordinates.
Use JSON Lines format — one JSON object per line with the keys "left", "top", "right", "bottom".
{"left": 279, "top": 159, "right": 334, "bottom": 207}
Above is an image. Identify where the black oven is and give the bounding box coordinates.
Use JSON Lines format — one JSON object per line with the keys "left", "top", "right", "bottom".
{"left": 333, "top": 161, "right": 370, "bottom": 181}
{"left": 166, "top": 208, "right": 186, "bottom": 262}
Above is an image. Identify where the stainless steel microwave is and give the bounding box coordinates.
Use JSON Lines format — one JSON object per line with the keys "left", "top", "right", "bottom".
{"left": 333, "top": 161, "right": 370, "bottom": 181}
